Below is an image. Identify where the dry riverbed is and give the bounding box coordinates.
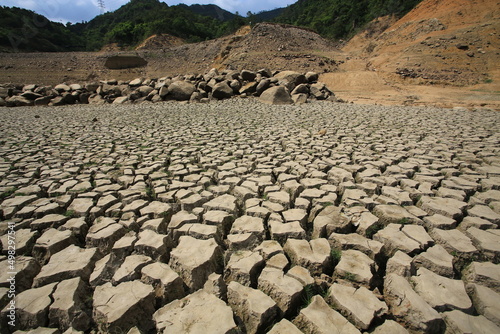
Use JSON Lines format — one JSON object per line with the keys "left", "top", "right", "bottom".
{"left": 1, "top": 99, "right": 500, "bottom": 333}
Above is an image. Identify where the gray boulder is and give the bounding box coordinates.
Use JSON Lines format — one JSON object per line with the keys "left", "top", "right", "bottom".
{"left": 260, "top": 86, "right": 293, "bottom": 105}
{"left": 167, "top": 81, "right": 196, "bottom": 101}
{"left": 212, "top": 81, "right": 234, "bottom": 100}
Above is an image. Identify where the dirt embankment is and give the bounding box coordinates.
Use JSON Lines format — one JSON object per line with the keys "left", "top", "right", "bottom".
{"left": 0, "top": 0, "right": 498, "bottom": 109}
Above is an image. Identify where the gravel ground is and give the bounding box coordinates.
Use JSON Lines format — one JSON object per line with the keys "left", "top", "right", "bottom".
{"left": 1, "top": 99, "right": 500, "bottom": 333}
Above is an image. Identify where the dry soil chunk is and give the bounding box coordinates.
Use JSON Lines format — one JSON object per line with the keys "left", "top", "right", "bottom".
{"left": 442, "top": 310, "right": 500, "bottom": 334}
{"left": 334, "top": 249, "right": 374, "bottom": 285}
{"left": 257, "top": 267, "right": 303, "bottom": 316}
{"left": 227, "top": 281, "right": 280, "bottom": 334}
{"left": 48, "top": 277, "right": 92, "bottom": 332}
{"left": 153, "top": 290, "right": 237, "bottom": 333}
{"left": 224, "top": 250, "right": 264, "bottom": 287}
{"left": 411, "top": 268, "right": 472, "bottom": 313}
{"left": 1, "top": 283, "right": 57, "bottom": 330}
{"left": 169, "top": 236, "right": 222, "bottom": 292}
{"left": 413, "top": 244, "right": 454, "bottom": 277}
{"left": 384, "top": 273, "right": 444, "bottom": 333}
{"left": 327, "top": 283, "right": 388, "bottom": 330}
{"left": 33, "top": 245, "right": 100, "bottom": 287}
{"left": 283, "top": 238, "right": 331, "bottom": 275}
{"left": 293, "top": 295, "right": 361, "bottom": 334}
{"left": 93, "top": 281, "right": 155, "bottom": 333}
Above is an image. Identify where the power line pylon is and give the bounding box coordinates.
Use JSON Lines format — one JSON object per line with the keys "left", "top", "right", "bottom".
{"left": 97, "top": 0, "right": 106, "bottom": 14}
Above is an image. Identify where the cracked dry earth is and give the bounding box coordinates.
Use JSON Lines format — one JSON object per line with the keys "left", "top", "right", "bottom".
{"left": 1, "top": 99, "right": 500, "bottom": 334}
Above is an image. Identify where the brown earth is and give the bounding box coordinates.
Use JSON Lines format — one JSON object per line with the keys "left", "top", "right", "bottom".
{"left": 0, "top": 0, "right": 498, "bottom": 109}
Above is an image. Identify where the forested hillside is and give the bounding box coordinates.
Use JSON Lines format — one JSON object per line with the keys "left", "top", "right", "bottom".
{"left": 275, "top": 0, "right": 424, "bottom": 39}
{"left": 68, "top": 0, "right": 246, "bottom": 50}
{"left": 0, "top": 6, "right": 84, "bottom": 51}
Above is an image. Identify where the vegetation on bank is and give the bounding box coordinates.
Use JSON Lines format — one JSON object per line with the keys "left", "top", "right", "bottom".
{"left": 274, "top": 0, "right": 424, "bottom": 39}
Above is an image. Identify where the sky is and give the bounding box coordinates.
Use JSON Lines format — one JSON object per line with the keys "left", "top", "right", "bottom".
{"left": 0, "top": 0, "right": 296, "bottom": 23}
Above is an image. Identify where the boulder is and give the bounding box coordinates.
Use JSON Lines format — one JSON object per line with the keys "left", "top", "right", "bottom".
{"left": 6, "top": 95, "right": 33, "bottom": 107}
{"left": 274, "top": 71, "right": 306, "bottom": 90}
{"left": 167, "top": 81, "right": 196, "bottom": 101}
{"left": 212, "top": 81, "right": 234, "bottom": 100}
{"left": 93, "top": 281, "right": 155, "bottom": 333}
{"left": 241, "top": 70, "right": 257, "bottom": 82}
{"left": 153, "top": 290, "right": 237, "bottom": 333}
{"left": 259, "top": 86, "right": 293, "bottom": 105}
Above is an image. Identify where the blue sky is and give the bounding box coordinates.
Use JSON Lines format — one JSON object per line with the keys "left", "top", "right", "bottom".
{"left": 0, "top": 0, "right": 296, "bottom": 23}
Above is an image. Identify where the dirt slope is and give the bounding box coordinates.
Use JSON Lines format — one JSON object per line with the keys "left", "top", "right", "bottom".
{"left": 0, "top": 2, "right": 498, "bottom": 109}
{"left": 324, "top": 0, "right": 500, "bottom": 108}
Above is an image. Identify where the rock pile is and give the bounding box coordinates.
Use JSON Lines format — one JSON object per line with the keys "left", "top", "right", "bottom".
{"left": 1, "top": 99, "right": 500, "bottom": 333}
{"left": 0, "top": 68, "right": 335, "bottom": 108}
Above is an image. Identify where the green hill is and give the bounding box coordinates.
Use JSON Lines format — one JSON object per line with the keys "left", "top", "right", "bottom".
{"left": 274, "top": 0, "right": 423, "bottom": 39}
{"left": 180, "top": 4, "right": 236, "bottom": 21}
{"left": 69, "top": 0, "right": 247, "bottom": 50}
{"left": 0, "top": 6, "right": 84, "bottom": 52}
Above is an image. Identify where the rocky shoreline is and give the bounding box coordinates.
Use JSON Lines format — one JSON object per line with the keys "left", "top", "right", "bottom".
{"left": 0, "top": 68, "right": 336, "bottom": 108}
{"left": 0, "top": 98, "right": 500, "bottom": 333}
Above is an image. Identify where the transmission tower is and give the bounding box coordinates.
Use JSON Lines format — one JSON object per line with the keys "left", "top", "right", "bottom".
{"left": 97, "top": 0, "right": 106, "bottom": 14}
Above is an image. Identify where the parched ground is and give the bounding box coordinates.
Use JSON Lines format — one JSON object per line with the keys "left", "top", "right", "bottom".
{"left": 1, "top": 99, "right": 500, "bottom": 333}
